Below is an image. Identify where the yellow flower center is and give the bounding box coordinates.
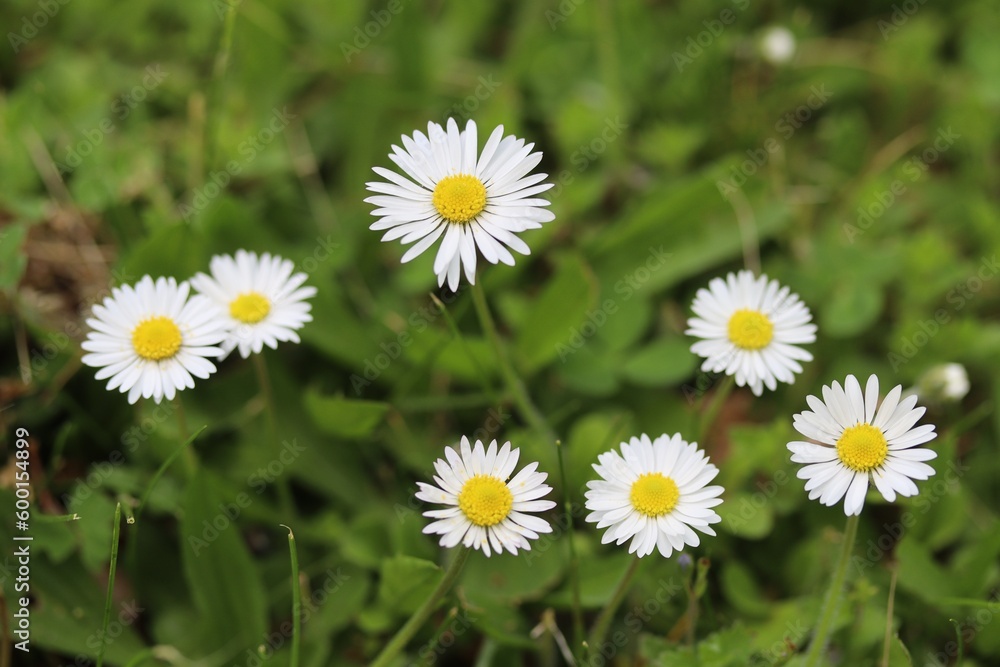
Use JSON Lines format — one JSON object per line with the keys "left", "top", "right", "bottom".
{"left": 230, "top": 292, "right": 271, "bottom": 324}
{"left": 836, "top": 424, "right": 888, "bottom": 472}
{"left": 432, "top": 174, "right": 487, "bottom": 224}
{"left": 457, "top": 475, "right": 513, "bottom": 527}
{"left": 727, "top": 309, "right": 774, "bottom": 350}
{"left": 131, "top": 317, "right": 182, "bottom": 361}
{"left": 629, "top": 473, "right": 680, "bottom": 517}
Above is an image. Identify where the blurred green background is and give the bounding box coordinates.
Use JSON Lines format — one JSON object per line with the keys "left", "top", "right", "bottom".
{"left": 1, "top": 0, "right": 999, "bottom": 664}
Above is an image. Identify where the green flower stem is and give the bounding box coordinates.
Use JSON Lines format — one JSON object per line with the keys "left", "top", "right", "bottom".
{"left": 281, "top": 525, "right": 302, "bottom": 667}
{"left": 370, "top": 548, "right": 471, "bottom": 667}
{"left": 805, "top": 514, "right": 860, "bottom": 666}
{"left": 556, "top": 441, "right": 585, "bottom": 661}
{"left": 253, "top": 353, "right": 294, "bottom": 516}
{"left": 204, "top": 0, "right": 238, "bottom": 179}
{"left": 172, "top": 397, "right": 198, "bottom": 477}
{"left": 587, "top": 556, "right": 641, "bottom": 655}
{"left": 96, "top": 503, "right": 122, "bottom": 667}
{"left": 469, "top": 280, "right": 558, "bottom": 445}
{"left": 696, "top": 376, "right": 734, "bottom": 445}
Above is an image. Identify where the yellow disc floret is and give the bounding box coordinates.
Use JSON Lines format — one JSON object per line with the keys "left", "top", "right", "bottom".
{"left": 132, "top": 317, "right": 182, "bottom": 361}
{"left": 230, "top": 292, "right": 271, "bottom": 324}
{"left": 458, "top": 475, "right": 513, "bottom": 527}
{"left": 836, "top": 424, "right": 888, "bottom": 472}
{"left": 432, "top": 174, "right": 487, "bottom": 224}
{"left": 629, "top": 473, "right": 681, "bottom": 517}
{"left": 727, "top": 309, "right": 774, "bottom": 350}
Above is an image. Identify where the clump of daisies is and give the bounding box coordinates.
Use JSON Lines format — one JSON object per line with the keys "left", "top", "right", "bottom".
{"left": 686, "top": 270, "right": 816, "bottom": 396}
{"left": 417, "top": 437, "right": 556, "bottom": 557}
{"left": 81, "top": 276, "right": 229, "bottom": 404}
{"left": 365, "top": 118, "right": 554, "bottom": 291}
{"left": 190, "top": 250, "right": 316, "bottom": 359}
{"left": 585, "top": 433, "right": 724, "bottom": 558}
{"left": 787, "top": 374, "right": 937, "bottom": 515}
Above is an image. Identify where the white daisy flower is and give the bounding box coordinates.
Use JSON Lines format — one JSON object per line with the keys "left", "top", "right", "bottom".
{"left": 686, "top": 270, "right": 817, "bottom": 396}
{"left": 81, "top": 275, "right": 228, "bottom": 405}
{"left": 417, "top": 437, "right": 556, "bottom": 557}
{"left": 365, "top": 118, "right": 554, "bottom": 291}
{"left": 190, "top": 250, "right": 317, "bottom": 359}
{"left": 788, "top": 374, "right": 938, "bottom": 516}
{"left": 585, "top": 433, "right": 724, "bottom": 558}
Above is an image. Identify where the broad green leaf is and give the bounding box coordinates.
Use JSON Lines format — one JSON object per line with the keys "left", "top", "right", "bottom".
{"left": 378, "top": 555, "right": 444, "bottom": 614}
{"left": 514, "top": 253, "right": 599, "bottom": 373}
{"left": 621, "top": 338, "right": 697, "bottom": 387}
{"left": 304, "top": 389, "right": 389, "bottom": 439}
{"left": 180, "top": 470, "right": 267, "bottom": 654}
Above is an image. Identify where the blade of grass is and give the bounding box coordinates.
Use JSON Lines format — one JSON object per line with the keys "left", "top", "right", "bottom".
{"left": 96, "top": 503, "right": 122, "bottom": 667}
{"left": 281, "top": 525, "right": 302, "bottom": 667}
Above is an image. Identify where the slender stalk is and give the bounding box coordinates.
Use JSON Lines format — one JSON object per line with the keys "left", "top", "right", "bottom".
{"left": 556, "top": 441, "right": 584, "bottom": 661}
{"left": 880, "top": 564, "right": 898, "bottom": 667}
{"left": 805, "top": 514, "right": 860, "bottom": 666}
{"left": 587, "top": 557, "right": 641, "bottom": 654}
{"left": 172, "top": 397, "right": 198, "bottom": 477}
{"left": 469, "top": 280, "right": 557, "bottom": 445}
{"left": 281, "top": 525, "right": 301, "bottom": 667}
{"left": 96, "top": 504, "right": 123, "bottom": 667}
{"left": 697, "top": 376, "right": 734, "bottom": 445}
{"left": 204, "top": 0, "right": 238, "bottom": 178}
{"left": 253, "top": 354, "right": 294, "bottom": 515}
{"left": 370, "top": 548, "right": 471, "bottom": 667}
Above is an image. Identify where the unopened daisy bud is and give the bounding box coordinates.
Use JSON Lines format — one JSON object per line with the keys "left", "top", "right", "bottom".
{"left": 787, "top": 374, "right": 938, "bottom": 516}
{"left": 190, "top": 250, "right": 316, "bottom": 360}
{"left": 365, "top": 118, "right": 554, "bottom": 291}
{"left": 686, "top": 270, "right": 816, "bottom": 396}
{"left": 417, "top": 437, "right": 556, "bottom": 557}
{"left": 585, "top": 433, "right": 724, "bottom": 558}
{"left": 760, "top": 26, "right": 796, "bottom": 64}
{"left": 911, "top": 363, "right": 969, "bottom": 403}
{"left": 81, "top": 276, "right": 229, "bottom": 404}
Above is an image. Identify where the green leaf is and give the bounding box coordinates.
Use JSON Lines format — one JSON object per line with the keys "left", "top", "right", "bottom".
{"left": 180, "top": 469, "right": 267, "bottom": 654}
{"left": 719, "top": 561, "right": 771, "bottom": 618}
{"left": 514, "top": 253, "right": 599, "bottom": 373}
{"left": 461, "top": 547, "right": 565, "bottom": 605}
{"left": 621, "top": 338, "right": 697, "bottom": 387}
{"left": 304, "top": 389, "right": 389, "bottom": 438}
{"left": 0, "top": 221, "right": 29, "bottom": 290}
{"left": 378, "top": 555, "right": 443, "bottom": 614}
{"left": 887, "top": 634, "right": 914, "bottom": 667}
{"left": 821, "top": 284, "right": 884, "bottom": 338}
